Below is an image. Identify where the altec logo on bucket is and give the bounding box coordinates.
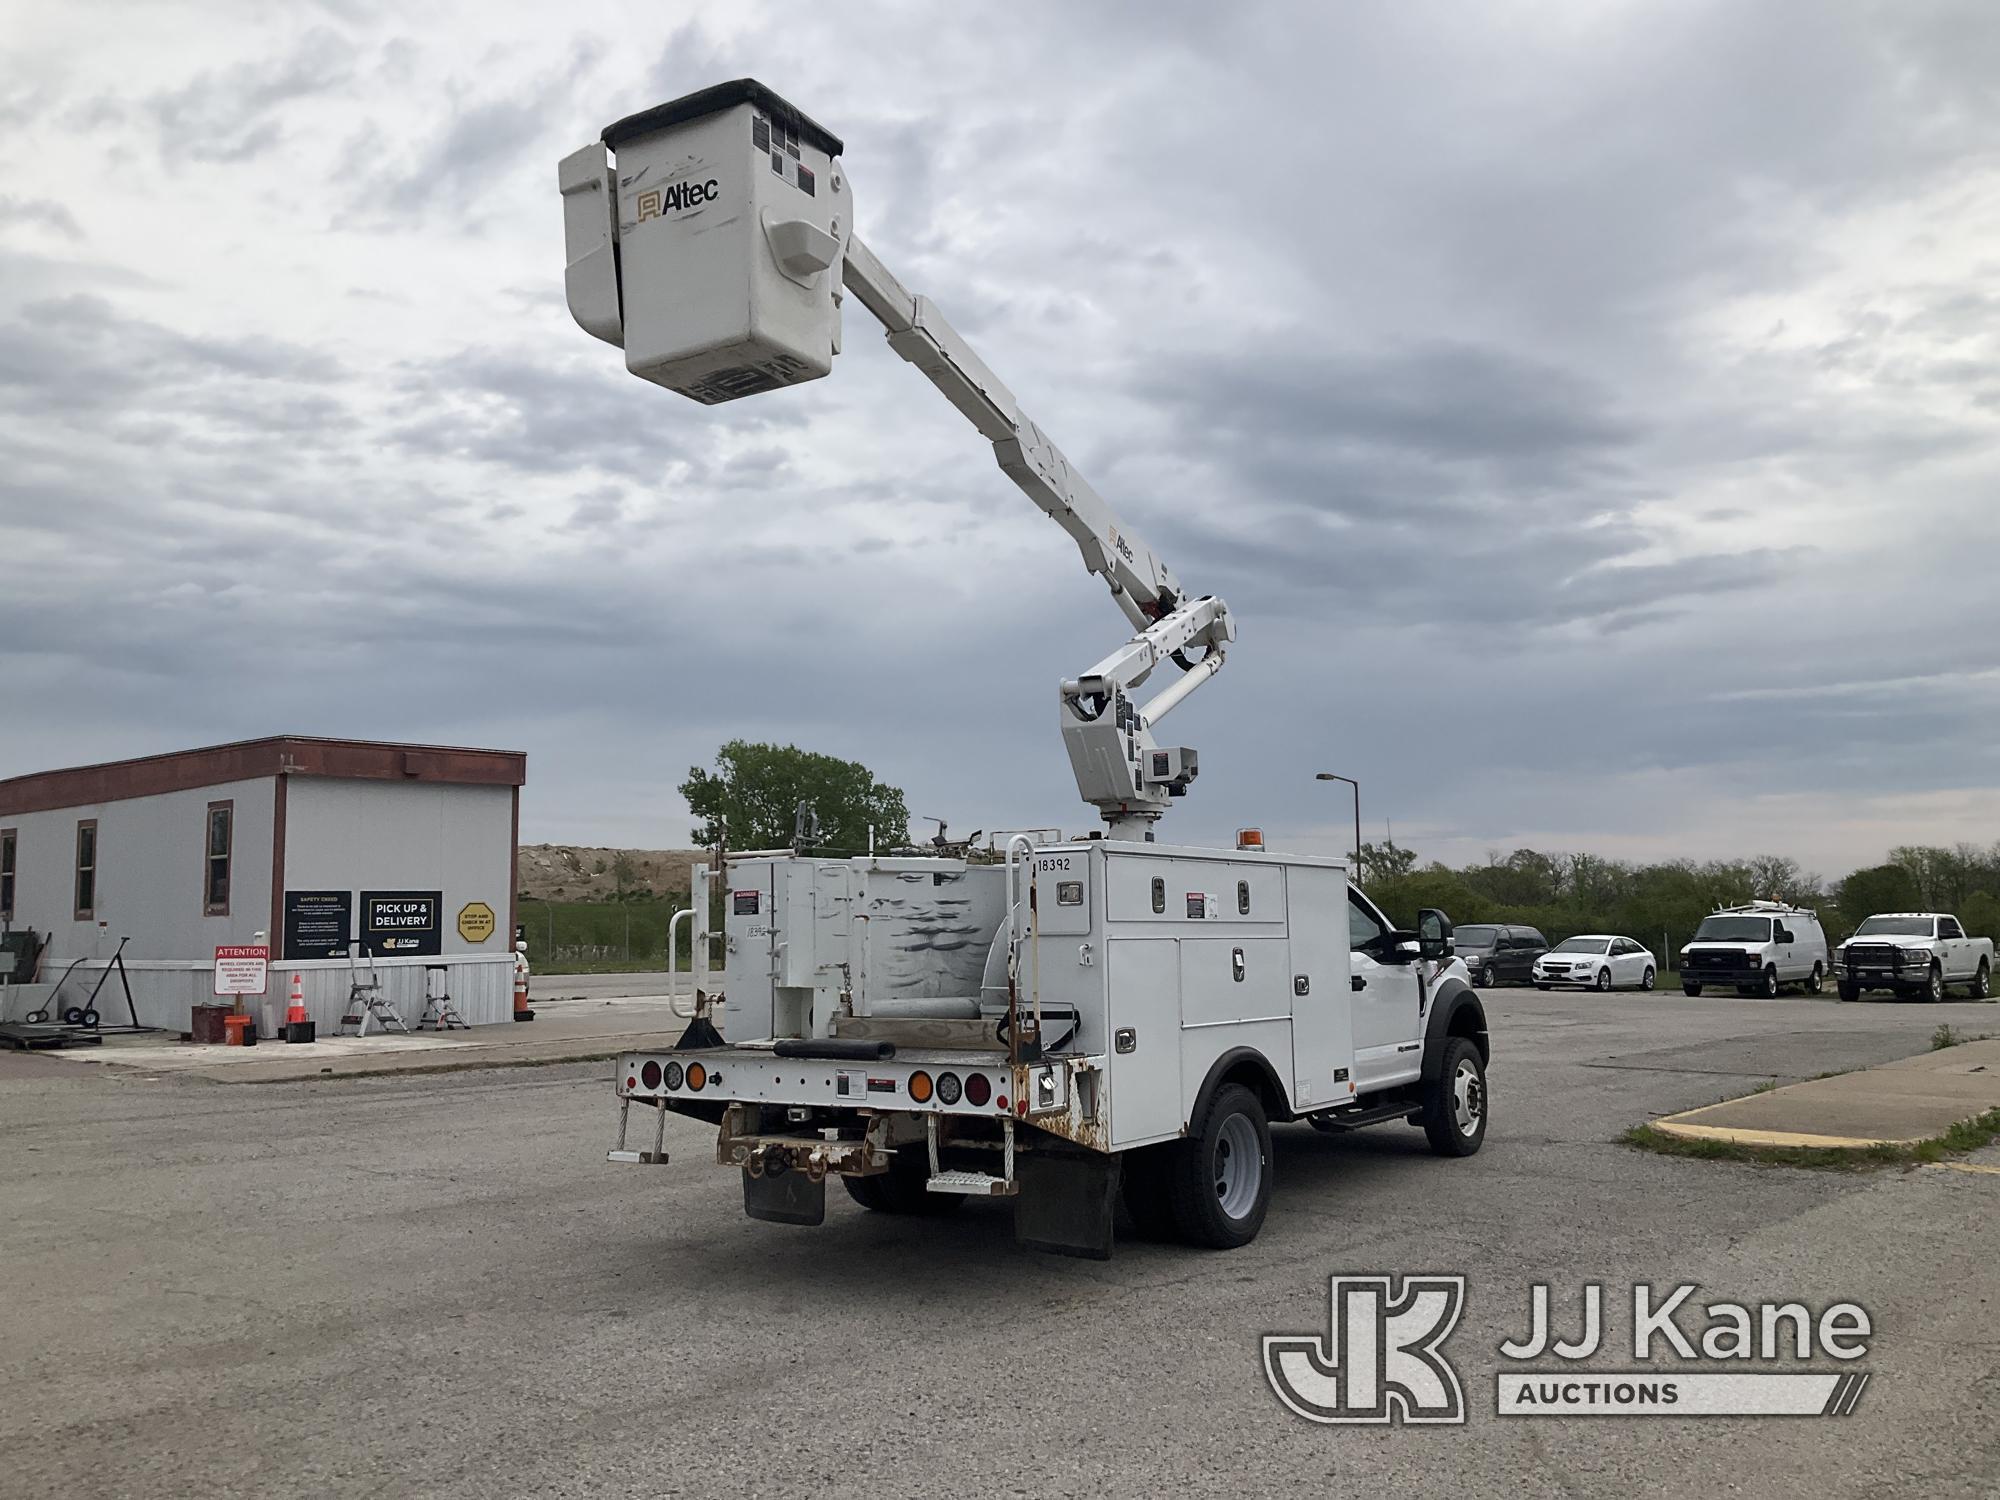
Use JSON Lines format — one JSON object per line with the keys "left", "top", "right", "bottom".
{"left": 1264, "top": 1278, "right": 1874, "bottom": 1424}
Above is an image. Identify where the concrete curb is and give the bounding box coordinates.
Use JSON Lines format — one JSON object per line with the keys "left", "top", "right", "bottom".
{"left": 1649, "top": 1036, "right": 2000, "bottom": 1150}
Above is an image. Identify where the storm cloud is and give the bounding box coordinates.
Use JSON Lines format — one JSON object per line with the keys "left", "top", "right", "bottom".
{"left": 3, "top": 1, "right": 1997, "bottom": 870}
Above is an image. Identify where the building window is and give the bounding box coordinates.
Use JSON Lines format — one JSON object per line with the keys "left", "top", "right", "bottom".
{"left": 204, "top": 801, "right": 233, "bottom": 916}
{"left": 74, "top": 819, "right": 97, "bottom": 921}
{"left": 1, "top": 828, "right": 14, "bottom": 922}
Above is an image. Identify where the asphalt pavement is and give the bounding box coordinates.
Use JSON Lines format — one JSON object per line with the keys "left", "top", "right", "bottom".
{"left": 3, "top": 988, "right": 1997, "bottom": 1499}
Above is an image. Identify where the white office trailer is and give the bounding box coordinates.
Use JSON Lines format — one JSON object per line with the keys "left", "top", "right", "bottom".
{"left": 0, "top": 737, "right": 526, "bottom": 1033}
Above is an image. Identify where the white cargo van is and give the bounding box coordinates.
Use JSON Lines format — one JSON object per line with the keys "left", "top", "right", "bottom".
{"left": 1678, "top": 901, "right": 1830, "bottom": 997}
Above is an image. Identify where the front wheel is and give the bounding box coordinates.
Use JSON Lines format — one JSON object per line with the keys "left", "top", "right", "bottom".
{"left": 1682, "top": 983, "right": 1702, "bottom": 997}
{"left": 1972, "top": 960, "right": 1992, "bottom": 1000}
{"left": 1759, "top": 966, "right": 1780, "bottom": 999}
{"left": 1535, "top": 982, "right": 1551, "bottom": 991}
{"left": 1595, "top": 968, "right": 1612, "bottom": 993}
{"left": 1642, "top": 966, "right": 1657, "bottom": 991}
{"left": 1804, "top": 963, "right": 1824, "bottom": 996}
{"left": 1166, "top": 1083, "right": 1272, "bottom": 1249}
{"left": 1926, "top": 963, "right": 1946, "bottom": 1003}
{"left": 1421, "top": 1037, "right": 1488, "bottom": 1157}
{"left": 1838, "top": 979, "right": 1861, "bottom": 1002}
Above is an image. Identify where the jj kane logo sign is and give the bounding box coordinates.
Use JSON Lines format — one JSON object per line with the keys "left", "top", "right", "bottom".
{"left": 1265, "top": 1278, "right": 1873, "bottom": 1424}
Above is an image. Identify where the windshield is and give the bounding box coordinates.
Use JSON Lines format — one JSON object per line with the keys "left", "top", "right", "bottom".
{"left": 1693, "top": 916, "right": 1771, "bottom": 943}
{"left": 1853, "top": 917, "right": 1932, "bottom": 938}
{"left": 1551, "top": 937, "right": 1609, "bottom": 955}
{"left": 1455, "top": 926, "right": 1499, "bottom": 949}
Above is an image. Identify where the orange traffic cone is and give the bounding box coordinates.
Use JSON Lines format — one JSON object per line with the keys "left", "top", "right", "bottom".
{"left": 284, "top": 974, "right": 315, "bottom": 1043}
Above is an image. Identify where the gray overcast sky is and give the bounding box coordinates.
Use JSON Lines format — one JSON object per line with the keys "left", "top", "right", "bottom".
{"left": 3, "top": 1, "right": 1996, "bottom": 875}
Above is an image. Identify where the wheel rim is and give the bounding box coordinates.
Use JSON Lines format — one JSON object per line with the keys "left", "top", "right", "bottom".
{"left": 1979, "top": 965, "right": 1991, "bottom": 997}
{"left": 1644, "top": 967, "right": 1656, "bottom": 990}
{"left": 1213, "top": 1113, "right": 1262, "bottom": 1220}
{"left": 1931, "top": 969, "right": 1944, "bottom": 1000}
{"left": 1765, "top": 970, "right": 1778, "bottom": 997}
{"left": 1452, "top": 1059, "right": 1483, "bottom": 1135}
{"left": 1598, "top": 970, "right": 1610, "bottom": 991}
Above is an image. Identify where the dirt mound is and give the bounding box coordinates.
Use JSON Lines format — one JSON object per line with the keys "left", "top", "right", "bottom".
{"left": 516, "top": 844, "right": 706, "bottom": 902}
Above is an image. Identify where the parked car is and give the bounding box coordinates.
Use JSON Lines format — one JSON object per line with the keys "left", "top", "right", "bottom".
{"left": 1452, "top": 924, "right": 1550, "bottom": 987}
{"left": 1533, "top": 935, "right": 1658, "bottom": 992}
{"left": 1834, "top": 913, "right": 1993, "bottom": 1002}
{"left": 1679, "top": 901, "right": 1830, "bottom": 998}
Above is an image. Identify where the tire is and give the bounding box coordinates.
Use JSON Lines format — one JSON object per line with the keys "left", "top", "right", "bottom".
{"left": 1804, "top": 964, "right": 1824, "bottom": 996}
{"left": 1535, "top": 983, "right": 1551, "bottom": 991}
{"left": 24, "top": 1009, "right": 47, "bottom": 1024}
{"left": 61, "top": 1006, "right": 85, "bottom": 1026}
{"left": 1926, "top": 963, "right": 1945, "bottom": 1003}
{"left": 1165, "top": 1082, "right": 1272, "bottom": 1249}
{"left": 80, "top": 1008, "right": 100, "bottom": 1028}
{"left": 1838, "top": 980, "right": 1860, "bottom": 1002}
{"left": 1594, "top": 969, "right": 1612, "bottom": 993}
{"left": 1119, "top": 1143, "right": 1179, "bottom": 1240}
{"left": 841, "top": 1149, "right": 964, "bottom": 1215}
{"left": 1642, "top": 966, "right": 1657, "bottom": 992}
{"left": 1681, "top": 984, "right": 1701, "bottom": 998}
{"left": 1972, "top": 960, "right": 1991, "bottom": 1000}
{"left": 1421, "top": 1036, "right": 1488, "bottom": 1157}
{"left": 1474, "top": 965, "right": 1493, "bottom": 988}
{"left": 1759, "top": 966, "right": 1780, "bottom": 999}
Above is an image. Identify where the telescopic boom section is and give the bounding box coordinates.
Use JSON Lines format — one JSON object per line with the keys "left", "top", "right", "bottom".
{"left": 559, "top": 79, "right": 1234, "bottom": 836}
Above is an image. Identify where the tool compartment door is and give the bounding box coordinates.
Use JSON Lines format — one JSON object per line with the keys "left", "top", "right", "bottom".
{"left": 1285, "top": 864, "right": 1354, "bottom": 1111}
{"left": 1107, "top": 938, "right": 1182, "bottom": 1147}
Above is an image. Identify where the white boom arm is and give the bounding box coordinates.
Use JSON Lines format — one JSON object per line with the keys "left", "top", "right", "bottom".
{"left": 558, "top": 80, "right": 1234, "bottom": 836}
{"left": 837, "top": 237, "right": 1234, "bottom": 834}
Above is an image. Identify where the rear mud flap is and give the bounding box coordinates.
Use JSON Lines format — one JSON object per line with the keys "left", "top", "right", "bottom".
{"left": 742, "top": 1167, "right": 826, "bottom": 1226}
{"left": 1013, "top": 1152, "right": 1120, "bottom": 1260}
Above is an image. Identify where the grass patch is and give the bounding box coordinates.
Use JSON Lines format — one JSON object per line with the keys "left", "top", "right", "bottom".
{"left": 1623, "top": 1106, "right": 2000, "bottom": 1171}
{"left": 1933, "top": 1023, "right": 1960, "bottom": 1050}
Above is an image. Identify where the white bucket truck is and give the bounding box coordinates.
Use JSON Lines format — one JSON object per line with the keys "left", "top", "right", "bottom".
{"left": 562, "top": 80, "right": 1489, "bottom": 1255}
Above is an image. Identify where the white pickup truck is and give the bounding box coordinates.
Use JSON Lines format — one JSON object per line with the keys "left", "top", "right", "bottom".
{"left": 1835, "top": 913, "right": 1993, "bottom": 1002}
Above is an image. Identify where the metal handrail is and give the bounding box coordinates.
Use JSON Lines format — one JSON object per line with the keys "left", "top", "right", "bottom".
{"left": 666, "top": 907, "right": 697, "bottom": 1018}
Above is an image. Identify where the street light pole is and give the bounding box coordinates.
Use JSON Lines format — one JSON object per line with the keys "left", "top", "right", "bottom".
{"left": 1314, "top": 772, "right": 1362, "bottom": 883}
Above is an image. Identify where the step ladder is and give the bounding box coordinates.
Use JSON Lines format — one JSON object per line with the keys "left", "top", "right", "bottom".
{"left": 925, "top": 1114, "right": 1020, "bottom": 1196}
{"left": 415, "top": 964, "right": 468, "bottom": 1031}
{"left": 337, "top": 947, "right": 409, "bottom": 1037}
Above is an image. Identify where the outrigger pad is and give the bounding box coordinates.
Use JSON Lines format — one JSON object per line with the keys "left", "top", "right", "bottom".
{"left": 742, "top": 1166, "right": 825, "bottom": 1226}
{"left": 1014, "top": 1153, "right": 1120, "bottom": 1260}
{"left": 674, "top": 1015, "right": 726, "bottom": 1051}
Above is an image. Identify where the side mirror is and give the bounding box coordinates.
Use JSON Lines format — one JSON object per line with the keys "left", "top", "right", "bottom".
{"left": 1417, "top": 908, "right": 1453, "bottom": 961}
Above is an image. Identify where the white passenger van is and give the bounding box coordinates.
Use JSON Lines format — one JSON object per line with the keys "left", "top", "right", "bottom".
{"left": 1678, "top": 901, "right": 1830, "bottom": 997}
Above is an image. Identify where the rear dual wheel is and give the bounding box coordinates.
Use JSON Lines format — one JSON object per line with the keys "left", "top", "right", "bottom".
{"left": 1154, "top": 1083, "right": 1273, "bottom": 1249}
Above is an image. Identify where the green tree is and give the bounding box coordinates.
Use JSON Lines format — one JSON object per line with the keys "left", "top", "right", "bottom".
{"left": 1833, "top": 864, "right": 1920, "bottom": 931}
{"left": 680, "top": 741, "right": 911, "bottom": 855}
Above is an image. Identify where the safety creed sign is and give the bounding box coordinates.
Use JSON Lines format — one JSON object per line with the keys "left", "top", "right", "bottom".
{"left": 457, "top": 901, "right": 497, "bottom": 944}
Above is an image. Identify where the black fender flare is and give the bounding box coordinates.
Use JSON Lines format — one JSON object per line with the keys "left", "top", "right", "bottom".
{"left": 1189, "top": 1044, "right": 1293, "bottom": 1128}
{"left": 1420, "top": 978, "right": 1489, "bottom": 1082}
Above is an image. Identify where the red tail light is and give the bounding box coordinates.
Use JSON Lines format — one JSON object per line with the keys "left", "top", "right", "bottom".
{"left": 964, "top": 1072, "right": 992, "bottom": 1107}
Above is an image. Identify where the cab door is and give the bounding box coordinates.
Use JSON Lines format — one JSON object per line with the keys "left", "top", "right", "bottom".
{"left": 1348, "top": 889, "right": 1423, "bottom": 1092}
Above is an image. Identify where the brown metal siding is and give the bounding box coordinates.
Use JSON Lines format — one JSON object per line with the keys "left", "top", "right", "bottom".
{"left": 0, "top": 736, "right": 527, "bottom": 819}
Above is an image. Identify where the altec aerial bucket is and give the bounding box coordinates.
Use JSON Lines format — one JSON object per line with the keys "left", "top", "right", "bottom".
{"left": 558, "top": 79, "right": 854, "bottom": 405}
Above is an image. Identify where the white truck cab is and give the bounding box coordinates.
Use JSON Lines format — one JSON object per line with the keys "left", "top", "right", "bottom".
{"left": 1679, "top": 901, "right": 1830, "bottom": 998}
{"left": 1835, "top": 913, "right": 1994, "bottom": 1002}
